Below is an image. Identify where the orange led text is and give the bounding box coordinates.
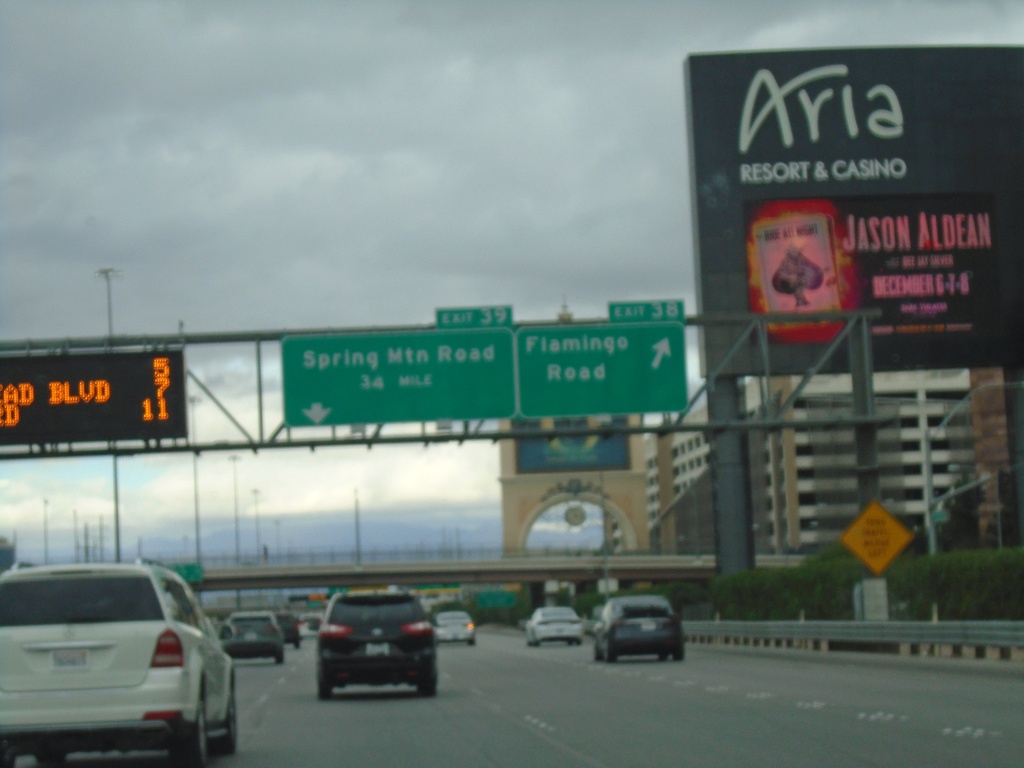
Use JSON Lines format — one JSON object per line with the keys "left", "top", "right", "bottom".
{"left": 0, "top": 382, "right": 35, "bottom": 427}
{"left": 48, "top": 380, "right": 112, "bottom": 405}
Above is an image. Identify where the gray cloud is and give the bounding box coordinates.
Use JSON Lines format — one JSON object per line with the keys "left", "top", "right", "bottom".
{"left": 2, "top": 0, "right": 1022, "bottom": 558}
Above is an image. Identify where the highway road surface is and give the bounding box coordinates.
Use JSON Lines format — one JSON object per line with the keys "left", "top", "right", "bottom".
{"left": 15, "top": 625, "right": 1023, "bottom": 767}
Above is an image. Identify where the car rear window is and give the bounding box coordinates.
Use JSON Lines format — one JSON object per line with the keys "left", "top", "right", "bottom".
{"left": 0, "top": 575, "right": 164, "bottom": 626}
{"left": 621, "top": 603, "right": 671, "bottom": 620}
{"left": 231, "top": 617, "right": 276, "bottom": 630}
{"left": 329, "top": 596, "right": 423, "bottom": 628}
{"left": 541, "top": 608, "right": 577, "bottom": 620}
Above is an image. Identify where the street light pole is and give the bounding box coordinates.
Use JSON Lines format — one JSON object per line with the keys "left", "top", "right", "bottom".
{"left": 190, "top": 397, "right": 202, "bottom": 565}
{"left": 599, "top": 472, "right": 611, "bottom": 602}
{"left": 96, "top": 267, "right": 122, "bottom": 562}
{"left": 229, "top": 456, "right": 241, "bottom": 563}
{"left": 923, "top": 380, "right": 1024, "bottom": 554}
{"left": 43, "top": 498, "right": 49, "bottom": 564}
{"left": 354, "top": 489, "right": 362, "bottom": 566}
{"left": 252, "top": 488, "right": 262, "bottom": 563}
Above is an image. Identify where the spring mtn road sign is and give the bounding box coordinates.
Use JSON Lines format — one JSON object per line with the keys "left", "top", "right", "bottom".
{"left": 840, "top": 500, "right": 915, "bottom": 577}
{"left": 282, "top": 329, "right": 516, "bottom": 426}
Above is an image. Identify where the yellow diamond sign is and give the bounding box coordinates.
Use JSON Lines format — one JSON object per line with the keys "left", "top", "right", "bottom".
{"left": 840, "top": 500, "right": 914, "bottom": 576}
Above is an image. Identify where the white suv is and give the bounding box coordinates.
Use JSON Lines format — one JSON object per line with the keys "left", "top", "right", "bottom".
{"left": 0, "top": 562, "right": 236, "bottom": 767}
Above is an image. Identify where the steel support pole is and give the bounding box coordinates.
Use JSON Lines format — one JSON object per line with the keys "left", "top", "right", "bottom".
{"left": 849, "top": 316, "right": 880, "bottom": 510}
{"left": 709, "top": 377, "right": 754, "bottom": 575}
{"left": 1006, "top": 367, "right": 1024, "bottom": 547}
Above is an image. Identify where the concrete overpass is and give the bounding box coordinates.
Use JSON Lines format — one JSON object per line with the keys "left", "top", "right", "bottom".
{"left": 193, "top": 554, "right": 800, "bottom": 592}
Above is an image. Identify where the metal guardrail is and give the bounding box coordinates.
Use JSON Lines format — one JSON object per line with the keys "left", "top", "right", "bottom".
{"left": 685, "top": 620, "right": 1024, "bottom": 660}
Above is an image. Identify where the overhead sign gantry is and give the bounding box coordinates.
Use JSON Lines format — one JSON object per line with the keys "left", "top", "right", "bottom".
{"left": 281, "top": 301, "right": 688, "bottom": 427}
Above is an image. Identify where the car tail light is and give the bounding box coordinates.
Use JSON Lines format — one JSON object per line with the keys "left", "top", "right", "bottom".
{"left": 319, "top": 623, "right": 354, "bottom": 639}
{"left": 466, "top": 622, "right": 475, "bottom": 630}
{"left": 401, "top": 620, "right": 434, "bottom": 637}
{"left": 143, "top": 710, "right": 183, "bottom": 721}
{"left": 151, "top": 629, "right": 185, "bottom": 668}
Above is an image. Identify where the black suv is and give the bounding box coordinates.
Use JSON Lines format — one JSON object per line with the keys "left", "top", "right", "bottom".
{"left": 593, "top": 595, "right": 684, "bottom": 662}
{"left": 275, "top": 612, "right": 302, "bottom": 648}
{"left": 317, "top": 592, "right": 437, "bottom": 699}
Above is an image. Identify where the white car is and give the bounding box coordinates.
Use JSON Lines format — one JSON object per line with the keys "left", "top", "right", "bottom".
{"left": 433, "top": 611, "right": 476, "bottom": 645}
{"left": 525, "top": 606, "right": 583, "bottom": 646}
{"left": 299, "top": 612, "right": 323, "bottom": 636}
{"left": 0, "top": 562, "right": 236, "bottom": 767}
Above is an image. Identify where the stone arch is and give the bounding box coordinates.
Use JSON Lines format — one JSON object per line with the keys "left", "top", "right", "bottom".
{"left": 499, "top": 422, "right": 650, "bottom": 556}
{"left": 513, "top": 491, "right": 639, "bottom": 553}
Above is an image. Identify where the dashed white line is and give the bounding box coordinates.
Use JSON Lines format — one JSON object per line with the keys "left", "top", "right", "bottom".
{"left": 797, "top": 701, "right": 826, "bottom": 710}
{"left": 943, "top": 726, "right": 1003, "bottom": 739}
{"left": 524, "top": 715, "right": 556, "bottom": 733}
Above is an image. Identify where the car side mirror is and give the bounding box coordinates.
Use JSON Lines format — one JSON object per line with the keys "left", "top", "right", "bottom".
{"left": 219, "top": 625, "right": 234, "bottom": 641}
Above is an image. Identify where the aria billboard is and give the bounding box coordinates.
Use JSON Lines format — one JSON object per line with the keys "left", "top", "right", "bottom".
{"left": 684, "top": 47, "right": 1024, "bottom": 374}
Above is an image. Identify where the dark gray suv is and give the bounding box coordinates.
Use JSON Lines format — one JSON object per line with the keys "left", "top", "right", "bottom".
{"left": 317, "top": 592, "right": 437, "bottom": 699}
{"left": 593, "top": 595, "right": 684, "bottom": 662}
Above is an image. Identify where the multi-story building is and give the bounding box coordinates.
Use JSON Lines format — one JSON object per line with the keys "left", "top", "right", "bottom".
{"left": 646, "top": 368, "right": 1012, "bottom": 554}
{"left": 0, "top": 537, "right": 15, "bottom": 571}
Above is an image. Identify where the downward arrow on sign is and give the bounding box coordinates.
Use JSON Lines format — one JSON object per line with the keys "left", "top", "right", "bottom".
{"left": 651, "top": 338, "right": 672, "bottom": 369}
{"left": 303, "top": 403, "right": 332, "bottom": 424}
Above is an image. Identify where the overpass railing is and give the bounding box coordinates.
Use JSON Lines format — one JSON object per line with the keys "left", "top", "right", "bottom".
{"left": 145, "top": 546, "right": 802, "bottom": 570}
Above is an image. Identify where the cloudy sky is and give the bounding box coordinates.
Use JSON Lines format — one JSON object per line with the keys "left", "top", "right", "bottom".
{"left": 2, "top": 1, "right": 1022, "bottom": 565}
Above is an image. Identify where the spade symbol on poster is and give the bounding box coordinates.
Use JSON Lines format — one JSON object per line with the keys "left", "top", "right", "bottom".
{"left": 771, "top": 246, "right": 825, "bottom": 308}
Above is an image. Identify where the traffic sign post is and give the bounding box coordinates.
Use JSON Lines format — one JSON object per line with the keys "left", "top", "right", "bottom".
{"left": 516, "top": 322, "right": 687, "bottom": 418}
{"left": 282, "top": 329, "right": 516, "bottom": 426}
{"left": 840, "top": 500, "right": 914, "bottom": 621}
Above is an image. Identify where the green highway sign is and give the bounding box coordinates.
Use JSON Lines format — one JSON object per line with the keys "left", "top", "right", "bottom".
{"left": 476, "top": 590, "right": 517, "bottom": 608}
{"left": 436, "top": 305, "right": 513, "bottom": 329}
{"left": 930, "top": 507, "right": 949, "bottom": 525}
{"left": 172, "top": 563, "right": 203, "bottom": 583}
{"left": 282, "top": 329, "right": 516, "bottom": 425}
{"left": 609, "top": 300, "right": 684, "bottom": 324}
{"left": 516, "top": 322, "right": 687, "bottom": 418}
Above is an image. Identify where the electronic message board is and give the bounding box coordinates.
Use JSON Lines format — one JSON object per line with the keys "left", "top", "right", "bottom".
{"left": 0, "top": 351, "right": 187, "bottom": 445}
{"left": 685, "top": 46, "right": 1024, "bottom": 374}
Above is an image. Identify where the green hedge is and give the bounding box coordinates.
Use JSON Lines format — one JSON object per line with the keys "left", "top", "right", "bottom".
{"left": 709, "top": 548, "right": 1024, "bottom": 621}
{"left": 885, "top": 550, "right": 1024, "bottom": 620}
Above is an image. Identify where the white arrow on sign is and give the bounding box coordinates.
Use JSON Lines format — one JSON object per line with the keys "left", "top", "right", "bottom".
{"left": 303, "top": 403, "right": 332, "bottom": 424}
{"left": 651, "top": 338, "right": 672, "bottom": 369}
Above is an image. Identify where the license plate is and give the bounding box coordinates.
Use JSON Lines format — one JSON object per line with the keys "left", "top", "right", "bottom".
{"left": 52, "top": 649, "right": 89, "bottom": 670}
{"left": 365, "top": 643, "right": 390, "bottom": 656}
{"left": 245, "top": 632, "right": 258, "bottom": 640}
{"left": 640, "top": 621, "right": 657, "bottom": 632}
